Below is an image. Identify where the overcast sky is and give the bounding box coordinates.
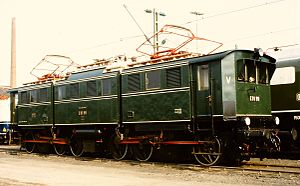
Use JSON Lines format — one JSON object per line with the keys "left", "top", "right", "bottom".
{"left": 0, "top": 0, "right": 299, "bottom": 87}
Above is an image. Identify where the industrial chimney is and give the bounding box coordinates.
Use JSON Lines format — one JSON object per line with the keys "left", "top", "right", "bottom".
{"left": 10, "top": 17, "right": 16, "bottom": 88}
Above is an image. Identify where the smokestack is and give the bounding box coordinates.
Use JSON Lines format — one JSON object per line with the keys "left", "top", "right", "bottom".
{"left": 10, "top": 17, "right": 16, "bottom": 88}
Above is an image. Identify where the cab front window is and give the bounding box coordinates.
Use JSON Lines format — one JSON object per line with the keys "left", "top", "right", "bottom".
{"left": 237, "top": 59, "right": 271, "bottom": 84}
{"left": 258, "top": 63, "right": 268, "bottom": 84}
{"left": 246, "top": 60, "right": 256, "bottom": 83}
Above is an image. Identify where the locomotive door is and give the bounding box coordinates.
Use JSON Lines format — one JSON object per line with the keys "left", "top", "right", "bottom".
{"left": 195, "top": 64, "right": 211, "bottom": 118}
{"left": 192, "top": 62, "right": 221, "bottom": 131}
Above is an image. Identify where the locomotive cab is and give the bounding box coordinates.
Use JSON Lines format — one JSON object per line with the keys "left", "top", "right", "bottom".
{"left": 190, "top": 49, "right": 280, "bottom": 161}
{"left": 232, "top": 50, "right": 280, "bottom": 157}
{"left": 221, "top": 50, "right": 276, "bottom": 120}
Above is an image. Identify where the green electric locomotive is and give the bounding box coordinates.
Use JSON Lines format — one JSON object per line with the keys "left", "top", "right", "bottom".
{"left": 271, "top": 56, "right": 300, "bottom": 151}
{"left": 9, "top": 48, "right": 280, "bottom": 166}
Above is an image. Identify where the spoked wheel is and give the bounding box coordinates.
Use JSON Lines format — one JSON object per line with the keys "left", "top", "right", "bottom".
{"left": 270, "top": 133, "right": 281, "bottom": 152}
{"left": 53, "top": 144, "right": 67, "bottom": 156}
{"left": 24, "top": 132, "right": 36, "bottom": 153}
{"left": 193, "top": 137, "right": 222, "bottom": 166}
{"left": 132, "top": 142, "right": 154, "bottom": 161}
{"left": 70, "top": 136, "right": 84, "bottom": 157}
{"left": 110, "top": 135, "right": 128, "bottom": 160}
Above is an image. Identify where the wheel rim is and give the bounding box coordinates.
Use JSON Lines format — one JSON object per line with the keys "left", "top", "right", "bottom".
{"left": 70, "top": 137, "right": 84, "bottom": 157}
{"left": 132, "top": 143, "right": 153, "bottom": 161}
{"left": 24, "top": 133, "right": 36, "bottom": 153}
{"left": 111, "top": 143, "right": 128, "bottom": 160}
{"left": 110, "top": 135, "right": 128, "bottom": 160}
{"left": 193, "top": 137, "right": 222, "bottom": 166}
{"left": 270, "top": 134, "right": 281, "bottom": 152}
{"left": 54, "top": 144, "right": 67, "bottom": 156}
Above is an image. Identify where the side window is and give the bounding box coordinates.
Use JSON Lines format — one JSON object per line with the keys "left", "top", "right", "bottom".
{"left": 20, "top": 91, "right": 28, "bottom": 104}
{"left": 102, "top": 78, "right": 111, "bottom": 96}
{"left": 128, "top": 73, "right": 140, "bottom": 92}
{"left": 30, "top": 90, "right": 38, "bottom": 103}
{"left": 69, "top": 83, "right": 79, "bottom": 99}
{"left": 145, "top": 70, "right": 160, "bottom": 90}
{"left": 197, "top": 65, "right": 209, "bottom": 90}
{"left": 87, "top": 80, "right": 97, "bottom": 97}
{"left": 39, "top": 88, "right": 48, "bottom": 102}
{"left": 166, "top": 67, "right": 181, "bottom": 88}
{"left": 56, "top": 85, "right": 67, "bottom": 100}
{"left": 271, "top": 67, "right": 295, "bottom": 85}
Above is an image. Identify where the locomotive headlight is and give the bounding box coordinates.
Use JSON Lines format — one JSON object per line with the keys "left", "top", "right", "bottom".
{"left": 254, "top": 48, "right": 264, "bottom": 57}
{"left": 244, "top": 117, "right": 251, "bottom": 126}
{"left": 275, "top": 117, "right": 280, "bottom": 125}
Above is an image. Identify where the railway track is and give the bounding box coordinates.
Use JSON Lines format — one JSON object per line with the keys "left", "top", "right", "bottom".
{"left": 146, "top": 162, "right": 300, "bottom": 176}
{"left": 79, "top": 155, "right": 300, "bottom": 176}
{"left": 240, "top": 161, "right": 300, "bottom": 175}
{"left": 1, "top": 145, "right": 300, "bottom": 176}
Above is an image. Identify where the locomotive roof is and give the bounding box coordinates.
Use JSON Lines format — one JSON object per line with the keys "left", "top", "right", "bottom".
{"left": 68, "top": 66, "right": 106, "bottom": 81}
{"left": 276, "top": 57, "right": 300, "bottom": 71}
{"left": 188, "top": 49, "right": 276, "bottom": 64}
{"left": 8, "top": 49, "right": 276, "bottom": 92}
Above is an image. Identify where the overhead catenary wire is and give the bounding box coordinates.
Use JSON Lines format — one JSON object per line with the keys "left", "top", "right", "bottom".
{"left": 123, "top": 4, "right": 152, "bottom": 46}
{"left": 180, "top": 0, "right": 298, "bottom": 49}
{"left": 225, "top": 26, "right": 300, "bottom": 43}
{"left": 66, "top": 0, "right": 294, "bottom": 55}
{"left": 65, "top": 4, "right": 151, "bottom": 55}
{"left": 182, "top": 0, "right": 288, "bottom": 25}
{"left": 66, "top": 34, "right": 144, "bottom": 54}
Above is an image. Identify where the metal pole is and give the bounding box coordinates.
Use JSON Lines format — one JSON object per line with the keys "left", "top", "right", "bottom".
{"left": 152, "top": 9, "right": 157, "bottom": 53}
{"left": 145, "top": 8, "right": 165, "bottom": 54}
{"left": 154, "top": 10, "right": 159, "bottom": 53}
{"left": 190, "top": 12, "right": 203, "bottom": 52}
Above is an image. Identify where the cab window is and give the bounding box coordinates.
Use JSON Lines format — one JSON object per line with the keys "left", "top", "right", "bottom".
{"left": 197, "top": 65, "right": 209, "bottom": 90}
{"left": 87, "top": 80, "right": 97, "bottom": 97}
{"left": 270, "top": 67, "right": 295, "bottom": 85}
{"left": 30, "top": 90, "right": 38, "bottom": 103}
{"left": 237, "top": 59, "right": 272, "bottom": 84}
{"left": 102, "top": 78, "right": 111, "bottom": 96}
{"left": 237, "top": 61, "right": 246, "bottom": 81}
{"left": 56, "top": 85, "right": 67, "bottom": 100}
{"left": 69, "top": 83, "right": 79, "bottom": 99}
{"left": 39, "top": 88, "right": 48, "bottom": 102}
{"left": 246, "top": 60, "right": 256, "bottom": 83}
{"left": 258, "top": 63, "right": 268, "bottom": 84}
{"left": 145, "top": 70, "right": 160, "bottom": 90}
{"left": 20, "top": 91, "right": 29, "bottom": 104}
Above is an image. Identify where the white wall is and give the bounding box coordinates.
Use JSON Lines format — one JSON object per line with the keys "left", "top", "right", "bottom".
{"left": 0, "top": 99, "right": 10, "bottom": 121}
